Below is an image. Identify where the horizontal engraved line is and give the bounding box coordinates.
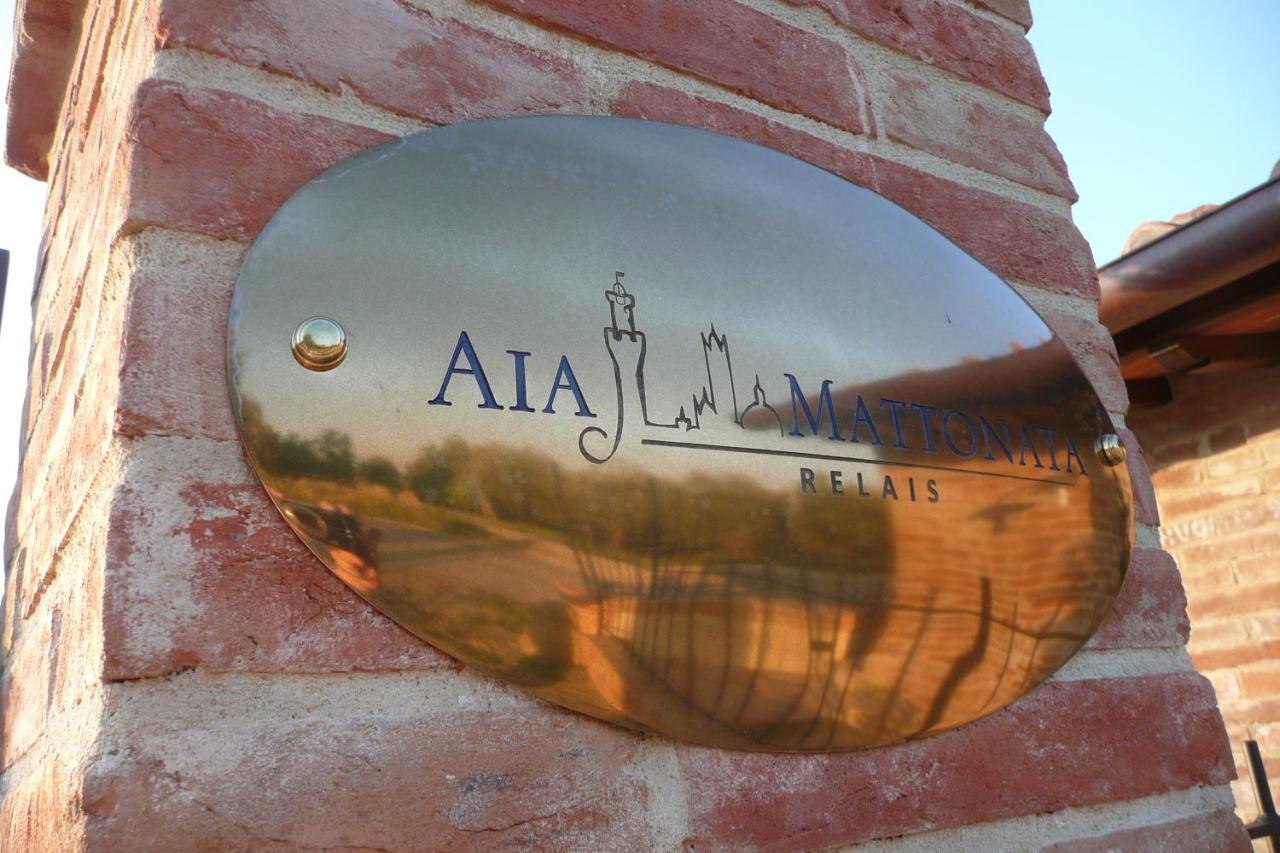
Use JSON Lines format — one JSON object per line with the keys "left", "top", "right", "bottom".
{"left": 640, "top": 438, "right": 1076, "bottom": 487}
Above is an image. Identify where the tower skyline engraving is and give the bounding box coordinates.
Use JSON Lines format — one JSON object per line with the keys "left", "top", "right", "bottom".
{"left": 579, "top": 271, "right": 784, "bottom": 464}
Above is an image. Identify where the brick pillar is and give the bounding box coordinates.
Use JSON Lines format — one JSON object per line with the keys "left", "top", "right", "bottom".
{"left": 2, "top": 0, "right": 1249, "bottom": 848}
{"left": 1128, "top": 367, "right": 1280, "bottom": 827}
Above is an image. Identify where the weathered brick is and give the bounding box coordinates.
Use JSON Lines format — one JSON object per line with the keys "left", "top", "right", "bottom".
{"left": 4, "top": 0, "right": 80, "bottom": 178}
{"left": 972, "top": 0, "right": 1032, "bottom": 29}
{"left": 116, "top": 235, "right": 244, "bottom": 441}
{"left": 612, "top": 82, "right": 1096, "bottom": 299}
{"left": 0, "top": 608, "right": 53, "bottom": 770}
{"left": 1191, "top": 618, "right": 1250, "bottom": 647}
{"left": 1043, "top": 809, "right": 1249, "bottom": 853}
{"left": 1214, "top": 495, "right": 1280, "bottom": 538}
{"left": 679, "top": 673, "right": 1233, "bottom": 849}
{"left": 159, "top": 0, "right": 589, "bottom": 123}
{"left": 786, "top": 0, "right": 1050, "bottom": 110}
{"left": 1181, "top": 530, "right": 1280, "bottom": 577}
{"left": 1236, "top": 697, "right": 1280, "bottom": 727}
{"left": 1149, "top": 439, "right": 1202, "bottom": 469}
{"left": 1195, "top": 640, "right": 1280, "bottom": 673}
{"left": 1160, "top": 514, "right": 1215, "bottom": 551}
{"left": 1161, "top": 475, "right": 1262, "bottom": 519}
{"left": 1152, "top": 458, "right": 1203, "bottom": 491}
{"left": 1179, "top": 565, "right": 1235, "bottom": 591}
{"left": 0, "top": 754, "right": 83, "bottom": 852}
{"left": 1119, "top": 427, "right": 1160, "bottom": 526}
{"left": 103, "top": 437, "right": 453, "bottom": 680}
{"left": 1209, "top": 423, "right": 1249, "bottom": 454}
{"left": 1207, "top": 669, "right": 1242, "bottom": 702}
{"left": 127, "top": 81, "right": 394, "bottom": 242}
{"left": 12, "top": 262, "right": 128, "bottom": 603}
{"left": 1089, "top": 548, "right": 1188, "bottom": 649}
{"left": 1039, "top": 311, "right": 1127, "bottom": 415}
{"left": 84, "top": 695, "right": 652, "bottom": 851}
{"left": 876, "top": 63, "right": 1075, "bottom": 198}
{"left": 1206, "top": 447, "right": 1266, "bottom": 479}
{"left": 1188, "top": 581, "right": 1280, "bottom": 623}
{"left": 482, "top": 0, "right": 868, "bottom": 134}
{"left": 1250, "top": 613, "right": 1280, "bottom": 640}
{"left": 1242, "top": 668, "right": 1280, "bottom": 701}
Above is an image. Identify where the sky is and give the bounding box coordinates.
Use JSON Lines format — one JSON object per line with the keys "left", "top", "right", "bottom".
{"left": 1028, "top": 0, "right": 1280, "bottom": 263}
{"left": 0, "top": 3, "right": 1277, "bottom": 560}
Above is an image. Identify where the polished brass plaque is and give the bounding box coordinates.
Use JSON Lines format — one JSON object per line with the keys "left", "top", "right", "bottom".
{"left": 228, "top": 117, "right": 1132, "bottom": 751}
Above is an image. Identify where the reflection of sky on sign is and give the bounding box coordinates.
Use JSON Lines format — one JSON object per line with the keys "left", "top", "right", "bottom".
{"left": 231, "top": 118, "right": 1051, "bottom": 471}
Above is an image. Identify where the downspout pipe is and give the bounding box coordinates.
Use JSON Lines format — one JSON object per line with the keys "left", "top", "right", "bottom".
{"left": 1098, "top": 177, "right": 1280, "bottom": 334}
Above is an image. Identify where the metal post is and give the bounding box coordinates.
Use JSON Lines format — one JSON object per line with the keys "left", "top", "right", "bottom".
{"left": 1245, "top": 739, "right": 1280, "bottom": 850}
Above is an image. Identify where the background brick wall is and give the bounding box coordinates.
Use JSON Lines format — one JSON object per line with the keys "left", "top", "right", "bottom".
{"left": 1129, "top": 366, "right": 1280, "bottom": 827}
{"left": 1, "top": 0, "right": 1249, "bottom": 848}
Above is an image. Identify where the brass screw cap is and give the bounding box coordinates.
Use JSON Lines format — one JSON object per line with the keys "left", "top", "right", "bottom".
{"left": 292, "top": 317, "right": 348, "bottom": 371}
{"left": 1094, "top": 433, "right": 1126, "bottom": 466}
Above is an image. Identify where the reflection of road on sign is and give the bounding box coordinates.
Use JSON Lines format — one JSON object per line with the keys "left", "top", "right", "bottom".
{"left": 366, "top": 520, "right": 621, "bottom": 717}
{"left": 355, "top": 453, "right": 1124, "bottom": 750}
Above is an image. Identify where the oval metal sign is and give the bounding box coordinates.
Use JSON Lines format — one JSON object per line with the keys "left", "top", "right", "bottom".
{"left": 228, "top": 117, "right": 1132, "bottom": 751}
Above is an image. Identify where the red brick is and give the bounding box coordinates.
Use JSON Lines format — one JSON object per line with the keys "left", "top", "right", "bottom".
{"left": 1206, "top": 448, "right": 1266, "bottom": 479}
{"left": 1209, "top": 423, "right": 1248, "bottom": 454}
{"left": 1191, "top": 618, "right": 1249, "bottom": 647}
{"left": 0, "top": 754, "right": 83, "bottom": 852}
{"left": 1249, "top": 612, "right": 1280, "bottom": 639}
{"left": 126, "top": 81, "right": 394, "bottom": 242}
{"left": 1207, "top": 670, "right": 1243, "bottom": 703}
{"left": 1179, "top": 565, "right": 1234, "bottom": 591}
{"left": 482, "top": 0, "right": 868, "bottom": 135}
{"left": 1181, "top": 530, "right": 1280, "bottom": 576}
{"left": 1214, "top": 495, "right": 1280, "bottom": 538}
{"left": 0, "top": 609, "right": 53, "bottom": 770}
{"left": 116, "top": 242, "right": 243, "bottom": 441}
{"left": 1141, "top": 369, "right": 1280, "bottom": 438}
{"left": 159, "top": 0, "right": 589, "bottom": 123}
{"left": 1040, "top": 312, "right": 1127, "bottom": 415}
{"left": 1194, "top": 639, "right": 1280, "bottom": 673}
{"left": 1161, "top": 475, "right": 1262, "bottom": 519}
{"left": 878, "top": 63, "right": 1075, "bottom": 198}
{"left": 679, "top": 673, "right": 1233, "bottom": 849}
{"left": 972, "top": 0, "right": 1032, "bottom": 29}
{"left": 84, "top": 703, "right": 651, "bottom": 850}
{"left": 102, "top": 440, "right": 453, "bottom": 680}
{"left": 1188, "top": 581, "right": 1280, "bottom": 623}
{"left": 612, "top": 82, "right": 1096, "bottom": 299}
{"left": 1119, "top": 428, "right": 1160, "bottom": 526}
{"left": 1237, "top": 552, "right": 1280, "bottom": 585}
{"left": 1089, "top": 548, "right": 1188, "bottom": 649}
{"left": 787, "top": 0, "right": 1049, "bottom": 110}
{"left": 1161, "top": 515, "right": 1215, "bottom": 551}
{"left": 1044, "top": 809, "right": 1249, "bottom": 853}
{"left": 1148, "top": 439, "right": 1202, "bottom": 469}
{"left": 1242, "top": 669, "right": 1280, "bottom": 700}
{"left": 1236, "top": 697, "right": 1280, "bottom": 727}
{"left": 4, "top": 1, "right": 79, "bottom": 178}
{"left": 1151, "top": 458, "right": 1202, "bottom": 490}
{"left": 11, "top": 267, "right": 127, "bottom": 599}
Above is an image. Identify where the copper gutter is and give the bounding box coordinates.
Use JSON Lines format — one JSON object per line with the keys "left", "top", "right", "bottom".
{"left": 1098, "top": 177, "right": 1280, "bottom": 334}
